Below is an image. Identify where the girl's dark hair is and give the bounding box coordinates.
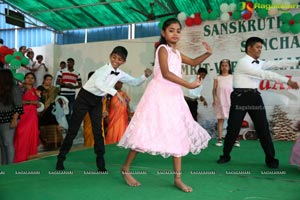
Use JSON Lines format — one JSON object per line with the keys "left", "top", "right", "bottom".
{"left": 36, "top": 55, "right": 43, "bottom": 60}
{"left": 24, "top": 72, "right": 36, "bottom": 81}
{"left": 156, "top": 18, "right": 182, "bottom": 49}
{"left": 0, "top": 69, "right": 14, "bottom": 105}
{"left": 219, "top": 59, "right": 232, "bottom": 75}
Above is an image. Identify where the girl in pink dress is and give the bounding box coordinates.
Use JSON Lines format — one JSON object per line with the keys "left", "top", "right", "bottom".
{"left": 290, "top": 122, "right": 300, "bottom": 168}
{"left": 14, "top": 72, "right": 41, "bottom": 163}
{"left": 118, "top": 18, "right": 212, "bottom": 192}
{"left": 212, "top": 60, "right": 240, "bottom": 147}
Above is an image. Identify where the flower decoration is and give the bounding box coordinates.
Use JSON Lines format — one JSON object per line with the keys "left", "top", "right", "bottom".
{"left": 5, "top": 51, "right": 29, "bottom": 81}
{"left": 279, "top": 12, "right": 300, "bottom": 34}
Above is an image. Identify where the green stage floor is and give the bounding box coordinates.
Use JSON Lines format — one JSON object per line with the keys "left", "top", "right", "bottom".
{"left": 0, "top": 140, "right": 299, "bottom": 200}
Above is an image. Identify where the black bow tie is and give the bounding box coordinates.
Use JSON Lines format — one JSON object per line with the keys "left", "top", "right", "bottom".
{"left": 110, "top": 70, "right": 120, "bottom": 76}
{"left": 252, "top": 60, "right": 259, "bottom": 64}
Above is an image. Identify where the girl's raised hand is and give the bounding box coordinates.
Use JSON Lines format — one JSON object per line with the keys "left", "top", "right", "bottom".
{"left": 189, "top": 75, "right": 203, "bottom": 89}
{"left": 202, "top": 41, "right": 212, "bottom": 55}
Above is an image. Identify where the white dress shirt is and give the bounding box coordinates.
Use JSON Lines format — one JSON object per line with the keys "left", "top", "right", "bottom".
{"left": 233, "top": 55, "right": 299, "bottom": 88}
{"left": 83, "top": 63, "right": 147, "bottom": 96}
{"left": 186, "top": 77, "right": 203, "bottom": 99}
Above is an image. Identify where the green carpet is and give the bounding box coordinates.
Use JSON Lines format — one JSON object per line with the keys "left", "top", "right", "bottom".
{"left": 0, "top": 140, "right": 299, "bottom": 200}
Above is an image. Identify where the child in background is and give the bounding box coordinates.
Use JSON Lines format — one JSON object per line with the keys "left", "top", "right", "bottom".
{"left": 212, "top": 59, "right": 240, "bottom": 147}
{"left": 290, "top": 122, "right": 300, "bottom": 168}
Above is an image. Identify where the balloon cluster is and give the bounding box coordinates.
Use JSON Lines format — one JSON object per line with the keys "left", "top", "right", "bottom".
{"left": 0, "top": 46, "right": 14, "bottom": 65}
{"left": 280, "top": 12, "right": 300, "bottom": 34}
{"left": 239, "top": 1, "right": 254, "bottom": 20}
{"left": 184, "top": 13, "right": 202, "bottom": 27}
{"left": 5, "top": 52, "right": 29, "bottom": 81}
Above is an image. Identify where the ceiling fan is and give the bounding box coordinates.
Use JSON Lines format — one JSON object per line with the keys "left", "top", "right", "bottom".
{"left": 129, "top": 1, "right": 179, "bottom": 21}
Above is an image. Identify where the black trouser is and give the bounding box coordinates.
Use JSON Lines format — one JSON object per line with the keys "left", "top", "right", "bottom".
{"left": 184, "top": 96, "right": 198, "bottom": 121}
{"left": 57, "top": 89, "right": 105, "bottom": 168}
{"left": 223, "top": 89, "right": 276, "bottom": 162}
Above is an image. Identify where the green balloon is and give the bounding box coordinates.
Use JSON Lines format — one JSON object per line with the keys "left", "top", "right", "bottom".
{"left": 158, "top": 16, "right": 173, "bottom": 30}
{"left": 258, "top": 9, "right": 268, "bottom": 18}
{"left": 10, "top": 59, "right": 21, "bottom": 69}
{"left": 238, "top": 2, "right": 245, "bottom": 10}
{"left": 233, "top": 11, "right": 241, "bottom": 20}
{"left": 293, "top": 13, "right": 300, "bottom": 22}
{"left": 21, "top": 57, "right": 29, "bottom": 65}
{"left": 209, "top": 11, "right": 219, "bottom": 20}
{"left": 5, "top": 54, "right": 14, "bottom": 63}
{"left": 13, "top": 51, "right": 23, "bottom": 57}
{"left": 291, "top": 24, "right": 300, "bottom": 34}
{"left": 13, "top": 73, "right": 25, "bottom": 82}
{"left": 201, "top": 12, "right": 209, "bottom": 21}
{"left": 280, "top": 24, "right": 290, "bottom": 33}
{"left": 280, "top": 13, "right": 293, "bottom": 23}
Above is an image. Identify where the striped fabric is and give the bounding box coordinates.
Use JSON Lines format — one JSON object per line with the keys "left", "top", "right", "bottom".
{"left": 58, "top": 70, "right": 81, "bottom": 96}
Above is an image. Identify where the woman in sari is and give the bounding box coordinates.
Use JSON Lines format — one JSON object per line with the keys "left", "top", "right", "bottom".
{"left": 37, "top": 74, "right": 61, "bottom": 149}
{"left": 14, "top": 72, "right": 41, "bottom": 163}
{"left": 105, "top": 81, "right": 130, "bottom": 144}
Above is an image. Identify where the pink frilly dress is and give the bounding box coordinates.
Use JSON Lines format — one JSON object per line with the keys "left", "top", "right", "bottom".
{"left": 290, "top": 136, "right": 300, "bottom": 167}
{"left": 213, "top": 75, "right": 233, "bottom": 119}
{"left": 118, "top": 44, "right": 211, "bottom": 158}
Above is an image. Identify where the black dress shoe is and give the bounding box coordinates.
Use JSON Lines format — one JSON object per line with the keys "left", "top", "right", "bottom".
{"left": 266, "top": 158, "right": 279, "bottom": 169}
{"left": 217, "top": 155, "right": 231, "bottom": 164}
{"left": 56, "top": 159, "right": 65, "bottom": 170}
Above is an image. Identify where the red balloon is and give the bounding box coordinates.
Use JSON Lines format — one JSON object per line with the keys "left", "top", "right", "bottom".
{"left": 242, "top": 11, "right": 252, "bottom": 20}
{"left": 194, "top": 17, "right": 202, "bottom": 25}
{"left": 185, "top": 18, "right": 194, "bottom": 26}
{"left": 194, "top": 13, "right": 201, "bottom": 19}
{"left": 0, "top": 46, "right": 14, "bottom": 64}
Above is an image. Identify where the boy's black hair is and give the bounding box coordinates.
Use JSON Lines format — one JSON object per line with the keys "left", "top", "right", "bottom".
{"left": 245, "top": 37, "right": 264, "bottom": 53}
{"left": 36, "top": 55, "right": 43, "bottom": 60}
{"left": 110, "top": 46, "right": 128, "bottom": 61}
{"left": 0, "top": 38, "right": 3, "bottom": 44}
{"left": 197, "top": 67, "right": 207, "bottom": 74}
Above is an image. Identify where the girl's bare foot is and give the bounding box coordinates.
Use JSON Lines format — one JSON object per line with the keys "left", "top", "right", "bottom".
{"left": 174, "top": 177, "right": 192, "bottom": 192}
{"left": 121, "top": 167, "right": 141, "bottom": 187}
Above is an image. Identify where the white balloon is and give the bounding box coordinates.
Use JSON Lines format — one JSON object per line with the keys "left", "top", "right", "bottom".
{"left": 220, "top": 3, "right": 229, "bottom": 13}
{"left": 220, "top": 13, "right": 230, "bottom": 22}
{"left": 189, "top": 14, "right": 195, "bottom": 18}
{"left": 177, "top": 12, "right": 187, "bottom": 21}
{"left": 229, "top": 3, "right": 237, "bottom": 11}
